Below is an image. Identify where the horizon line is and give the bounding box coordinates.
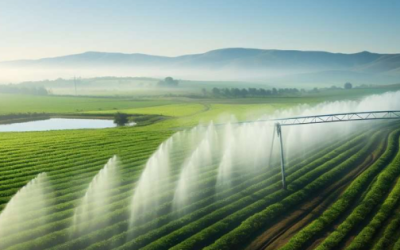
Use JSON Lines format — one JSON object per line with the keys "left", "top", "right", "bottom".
{"left": 3, "top": 47, "right": 400, "bottom": 63}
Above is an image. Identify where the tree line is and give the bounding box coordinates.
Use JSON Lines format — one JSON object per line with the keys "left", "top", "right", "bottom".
{"left": 205, "top": 82, "right": 354, "bottom": 98}
{"left": 0, "top": 84, "right": 48, "bottom": 95}
{"left": 158, "top": 77, "right": 179, "bottom": 87}
{"left": 208, "top": 87, "right": 302, "bottom": 98}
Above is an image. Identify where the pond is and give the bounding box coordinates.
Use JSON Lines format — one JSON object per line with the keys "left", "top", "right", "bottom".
{"left": 0, "top": 118, "right": 132, "bottom": 132}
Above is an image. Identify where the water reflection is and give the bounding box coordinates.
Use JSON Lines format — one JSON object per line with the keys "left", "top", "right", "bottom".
{"left": 0, "top": 118, "right": 133, "bottom": 132}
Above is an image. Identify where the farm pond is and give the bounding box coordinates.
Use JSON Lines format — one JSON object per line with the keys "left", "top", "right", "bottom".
{"left": 0, "top": 118, "right": 135, "bottom": 132}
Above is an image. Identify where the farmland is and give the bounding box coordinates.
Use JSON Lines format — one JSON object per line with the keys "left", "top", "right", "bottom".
{"left": 3, "top": 1, "right": 400, "bottom": 249}
{"left": 1, "top": 89, "right": 400, "bottom": 250}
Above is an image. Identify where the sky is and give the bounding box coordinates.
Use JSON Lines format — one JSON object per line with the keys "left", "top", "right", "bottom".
{"left": 0, "top": 0, "right": 399, "bottom": 61}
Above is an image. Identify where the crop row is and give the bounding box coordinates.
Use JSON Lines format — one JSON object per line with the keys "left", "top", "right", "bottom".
{"left": 2, "top": 122, "right": 394, "bottom": 250}
{"left": 119, "top": 132, "right": 369, "bottom": 250}
{"left": 0, "top": 130, "right": 169, "bottom": 165}
{"left": 2, "top": 145, "right": 236, "bottom": 249}
{"left": 0, "top": 134, "right": 183, "bottom": 198}
{"left": 0, "top": 148, "right": 202, "bottom": 247}
{"left": 1, "top": 127, "right": 364, "bottom": 250}
{"left": 372, "top": 204, "right": 400, "bottom": 250}
{"left": 0, "top": 135, "right": 164, "bottom": 179}
{"left": 347, "top": 169, "right": 400, "bottom": 250}
{"left": 4, "top": 159, "right": 274, "bottom": 250}
{"left": 47, "top": 134, "right": 351, "bottom": 250}
{"left": 278, "top": 128, "right": 399, "bottom": 250}
{"left": 312, "top": 133, "right": 400, "bottom": 250}
{"left": 203, "top": 129, "right": 383, "bottom": 250}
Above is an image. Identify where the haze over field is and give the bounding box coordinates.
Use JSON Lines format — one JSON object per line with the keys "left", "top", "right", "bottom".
{"left": 1, "top": 1, "right": 399, "bottom": 86}
{"left": 1, "top": 48, "right": 400, "bottom": 85}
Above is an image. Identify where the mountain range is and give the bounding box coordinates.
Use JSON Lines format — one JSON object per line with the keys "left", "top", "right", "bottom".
{"left": 2, "top": 48, "right": 400, "bottom": 85}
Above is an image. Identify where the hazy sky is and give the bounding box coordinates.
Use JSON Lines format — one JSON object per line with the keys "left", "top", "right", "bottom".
{"left": 1, "top": 0, "right": 399, "bottom": 61}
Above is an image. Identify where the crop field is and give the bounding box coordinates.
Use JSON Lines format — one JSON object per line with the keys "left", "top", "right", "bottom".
{"left": 1, "top": 118, "right": 400, "bottom": 249}
{"left": 85, "top": 103, "right": 208, "bottom": 117}
{"left": 1, "top": 85, "right": 393, "bottom": 117}
{"left": 0, "top": 94, "right": 176, "bottom": 115}
{"left": 1, "top": 89, "right": 400, "bottom": 250}
{"left": 3, "top": 1, "right": 400, "bottom": 249}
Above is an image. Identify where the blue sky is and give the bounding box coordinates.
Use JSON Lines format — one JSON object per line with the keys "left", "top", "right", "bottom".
{"left": 0, "top": 0, "right": 399, "bottom": 61}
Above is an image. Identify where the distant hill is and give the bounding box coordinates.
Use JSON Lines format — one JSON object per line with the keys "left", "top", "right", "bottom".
{"left": 1, "top": 48, "right": 400, "bottom": 85}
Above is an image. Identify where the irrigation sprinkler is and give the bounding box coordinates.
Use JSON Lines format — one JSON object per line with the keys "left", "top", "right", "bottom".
{"left": 271, "top": 110, "right": 400, "bottom": 190}
{"left": 184, "top": 110, "right": 400, "bottom": 190}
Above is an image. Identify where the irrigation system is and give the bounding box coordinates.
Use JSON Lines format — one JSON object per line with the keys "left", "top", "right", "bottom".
{"left": 266, "top": 110, "right": 400, "bottom": 189}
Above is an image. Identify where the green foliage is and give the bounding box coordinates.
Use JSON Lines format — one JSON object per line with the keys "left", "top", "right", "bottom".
{"left": 2, "top": 88, "right": 400, "bottom": 250}
{"left": 372, "top": 207, "right": 400, "bottom": 250}
{"left": 113, "top": 113, "right": 129, "bottom": 126}
{"left": 0, "top": 121, "right": 375, "bottom": 250}
{"left": 143, "top": 133, "right": 368, "bottom": 250}
{"left": 313, "top": 133, "right": 400, "bottom": 250}
{"left": 0, "top": 84, "right": 48, "bottom": 96}
{"left": 0, "top": 94, "right": 173, "bottom": 115}
{"left": 347, "top": 175, "right": 400, "bottom": 250}
{"left": 280, "top": 128, "right": 400, "bottom": 250}
{"left": 210, "top": 87, "right": 301, "bottom": 98}
{"left": 206, "top": 131, "right": 382, "bottom": 250}
{"left": 158, "top": 77, "right": 179, "bottom": 87}
{"left": 345, "top": 82, "right": 353, "bottom": 89}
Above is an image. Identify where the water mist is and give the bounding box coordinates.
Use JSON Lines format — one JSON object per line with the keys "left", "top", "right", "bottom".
{"left": 128, "top": 131, "right": 187, "bottom": 229}
{"left": 71, "top": 155, "right": 119, "bottom": 236}
{"left": 0, "top": 173, "right": 50, "bottom": 248}
{"left": 172, "top": 123, "right": 218, "bottom": 214}
{"left": 125, "top": 90, "right": 400, "bottom": 235}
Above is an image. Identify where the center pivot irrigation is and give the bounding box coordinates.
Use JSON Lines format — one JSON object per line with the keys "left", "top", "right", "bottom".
{"left": 262, "top": 110, "right": 400, "bottom": 189}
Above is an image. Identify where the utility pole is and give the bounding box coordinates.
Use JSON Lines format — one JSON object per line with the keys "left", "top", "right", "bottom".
{"left": 74, "top": 77, "right": 77, "bottom": 96}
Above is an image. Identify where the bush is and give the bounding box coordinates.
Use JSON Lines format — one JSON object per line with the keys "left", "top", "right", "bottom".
{"left": 114, "top": 113, "right": 129, "bottom": 126}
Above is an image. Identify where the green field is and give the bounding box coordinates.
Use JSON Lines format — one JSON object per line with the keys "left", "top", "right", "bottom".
{"left": 1, "top": 86, "right": 395, "bottom": 126}
{"left": 0, "top": 94, "right": 176, "bottom": 115}
{"left": 2, "top": 1, "right": 400, "bottom": 249}
{"left": 1, "top": 87, "right": 400, "bottom": 250}
{"left": 2, "top": 118, "right": 400, "bottom": 249}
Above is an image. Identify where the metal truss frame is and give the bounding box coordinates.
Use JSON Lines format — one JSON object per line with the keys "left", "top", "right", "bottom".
{"left": 265, "top": 110, "right": 400, "bottom": 189}
{"left": 272, "top": 110, "right": 400, "bottom": 126}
